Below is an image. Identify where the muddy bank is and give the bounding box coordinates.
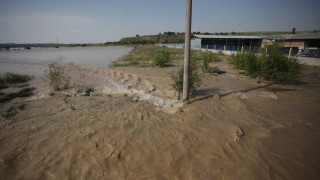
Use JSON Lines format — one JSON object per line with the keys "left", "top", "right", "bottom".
{"left": 0, "top": 62, "right": 320, "bottom": 179}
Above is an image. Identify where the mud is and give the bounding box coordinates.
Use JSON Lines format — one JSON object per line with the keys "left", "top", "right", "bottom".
{"left": 0, "top": 61, "right": 320, "bottom": 180}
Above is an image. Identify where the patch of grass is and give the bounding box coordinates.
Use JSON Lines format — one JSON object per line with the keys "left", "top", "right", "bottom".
{"left": 112, "top": 62, "right": 130, "bottom": 67}
{"left": 85, "top": 87, "right": 94, "bottom": 96}
{"left": 2, "top": 106, "right": 17, "bottom": 119}
{"left": 112, "top": 61, "right": 140, "bottom": 67}
{"left": 220, "top": 55, "right": 232, "bottom": 62}
{"left": 0, "top": 72, "right": 31, "bottom": 88}
{"left": 18, "top": 103, "right": 26, "bottom": 110}
{"left": 266, "top": 87, "right": 296, "bottom": 93}
{"left": 206, "top": 66, "right": 220, "bottom": 73}
{"left": 115, "top": 45, "right": 185, "bottom": 67}
{"left": 0, "top": 87, "right": 35, "bottom": 102}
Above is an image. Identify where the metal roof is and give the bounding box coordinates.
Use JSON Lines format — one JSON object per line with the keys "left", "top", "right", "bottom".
{"left": 193, "top": 35, "right": 263, "bottom": 39}
{"left": 193, "top": 33, "right": 320, "bottom": 40}
{"left": 281, "top": 33, "right": 320, "bottom": 40}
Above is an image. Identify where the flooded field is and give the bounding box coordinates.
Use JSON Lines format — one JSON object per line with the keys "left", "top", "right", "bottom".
{"left": 0, "top": 47, "right": 132, "bottom": 76}
{"left": 0, "top": 48, "right": 320, "bottom": 180}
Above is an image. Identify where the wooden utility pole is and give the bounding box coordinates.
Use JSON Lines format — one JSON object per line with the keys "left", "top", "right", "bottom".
{"left": 183, "top": 0, "right": 192, "bottom": 102}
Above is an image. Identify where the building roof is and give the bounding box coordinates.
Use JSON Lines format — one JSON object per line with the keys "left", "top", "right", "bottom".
{"left": 281, "top": 33, "right": 320, "bottom": 40}
{"left": 193, "top": 35, "right": 263, "bottom": 39}
{"left": 193, "top": 33, "right": 320, "bottom": 40}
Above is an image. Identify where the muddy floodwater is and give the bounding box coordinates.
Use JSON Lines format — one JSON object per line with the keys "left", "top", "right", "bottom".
{"left": 0, "top": 46, "right": 132, "bottom": 76}
{"left": 0, "top": 48, "right": 320, "bottom": 180}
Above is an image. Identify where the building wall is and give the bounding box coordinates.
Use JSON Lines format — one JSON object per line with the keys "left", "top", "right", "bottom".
{"left": 282, "top": 40, "right": 305, "bottom": 48}
{"left": 199, "top": 38, "right": 262, "bottom": 48}
{"left": 261, "top": 39, "right": 274, "bottom": 48}
{"left": 191, "top": 38, "right": 201, "bottom": 47}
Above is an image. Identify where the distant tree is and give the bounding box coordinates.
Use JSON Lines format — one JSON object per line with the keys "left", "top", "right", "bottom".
{"left": 157, "top": 33, "right": 161, "bottom": 43}
{"left": 314, "top": 30, "right": 318, "bottom": 33}
{"left": 136, "top": 34, "right": 140, "bottom": 37}
{"left": 292, "top": 28, "right": 296, "bottom": 34}
{"left": 231, "top": 31, "right": 236, "bottom": 35}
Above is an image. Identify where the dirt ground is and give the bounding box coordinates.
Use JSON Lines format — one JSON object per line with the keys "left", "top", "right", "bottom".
{"left": 0, "top": 61, "right": 320, "bottom": 180}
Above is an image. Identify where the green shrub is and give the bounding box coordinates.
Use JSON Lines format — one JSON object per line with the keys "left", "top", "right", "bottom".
{"left": 45, "top": 63, "right": 70, "bottom": 91}
{"left": 258, "top": 46, "right": 301, "bottom": 80}
{"left": 85, "top": 87, "right": 94, "bottom": 96}
{"left": 171, "top": 59, "right": 202, "bottom": 100}
{"left": 207, "top": 66, "right": 220, "bottom": 73}
{"left": 231, "top": 44, "right": 301, "bottom": 80}
{"left": 201, "top": 51, "right": 218, "bottom": 63}
{"left": 201, "top": 51, "right": 220, "bottom": 73}
{"left": 152, "top": 49, "right": 170, "bottom": 67}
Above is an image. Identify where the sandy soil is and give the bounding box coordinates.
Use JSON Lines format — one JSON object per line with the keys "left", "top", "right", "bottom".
{"left": 0, "top": 61, "right": 320, "bottom": 180}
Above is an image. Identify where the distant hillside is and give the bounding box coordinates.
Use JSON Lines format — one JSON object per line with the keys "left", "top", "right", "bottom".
{"left": 118, "top": 32, "right": 185, "bottom": 45}
{"left": 107, "top": 30, "right": 316, "bottom": 45}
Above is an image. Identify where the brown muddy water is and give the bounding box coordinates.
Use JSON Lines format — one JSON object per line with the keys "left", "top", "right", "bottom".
{"left": 0, "top": 51, "right": 320, "bottom": 179}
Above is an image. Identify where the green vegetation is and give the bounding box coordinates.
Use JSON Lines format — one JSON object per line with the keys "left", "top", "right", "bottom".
{"left": 231, "top": 41, "right": 301, "bottom": 80}
{"left": 44, "top": 63, "right": 71, "bottom": 91}
{"left": 171, "top": 59, "right": 202, "bottom": 100}
{"left": 2, "top": 106, "right": 17, "bottom": 119}
{"left": 115, "top": 32, "right": 185, "bottom": 45}
{"left": 85, "top": 87, "right": 94, "bottom": 96}
{"left": 2, "top": 103, "right": 27, "bottom": 124}
{"left": 0, "top": 72, "right": 31, "bottom": 88}
{"left": 114, "top": 45, "right": 223, "bottom": 68}
{"left": 152, "top": 49, "right": 170, "bottom": 67}
{"left": 0, "top": 87, "right": 35, "bottom": 102}
{"left": 113, "top": 45, "right": 184, "bottom": 67}
{"left": 201, "top": 51, "right": 220, "bottom": 73}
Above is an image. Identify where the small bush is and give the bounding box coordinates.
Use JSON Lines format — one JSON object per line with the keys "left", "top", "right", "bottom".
{"left": 207, "top": 66, "right": 220, "bottom": 73}
{"left": 201, "top": 51, "right": 220, "bottom": 73}
{"left": 152, "top": 49, "right": 170, "bottom": 67}
{"left": 171, "top": 59, "right": 202, "bottom": 100}
{"left": 201, "top": 51, "right": 218, "bottom": 63}
{"left": 259, "top": 46, "right": 301, "bottom": 80}
{"left": 231, "top": 43, "right": 301, "bottom": 80}
{"left": 85, "top": 87, "right": 94, "bottom": 96}
{"left": 44, "top": 63, "right": 71, "bottom": 91}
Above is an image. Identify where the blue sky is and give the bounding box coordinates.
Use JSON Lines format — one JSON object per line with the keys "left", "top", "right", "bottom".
{"left": 0, "top": 0, "right": 319, "bottom": 43}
